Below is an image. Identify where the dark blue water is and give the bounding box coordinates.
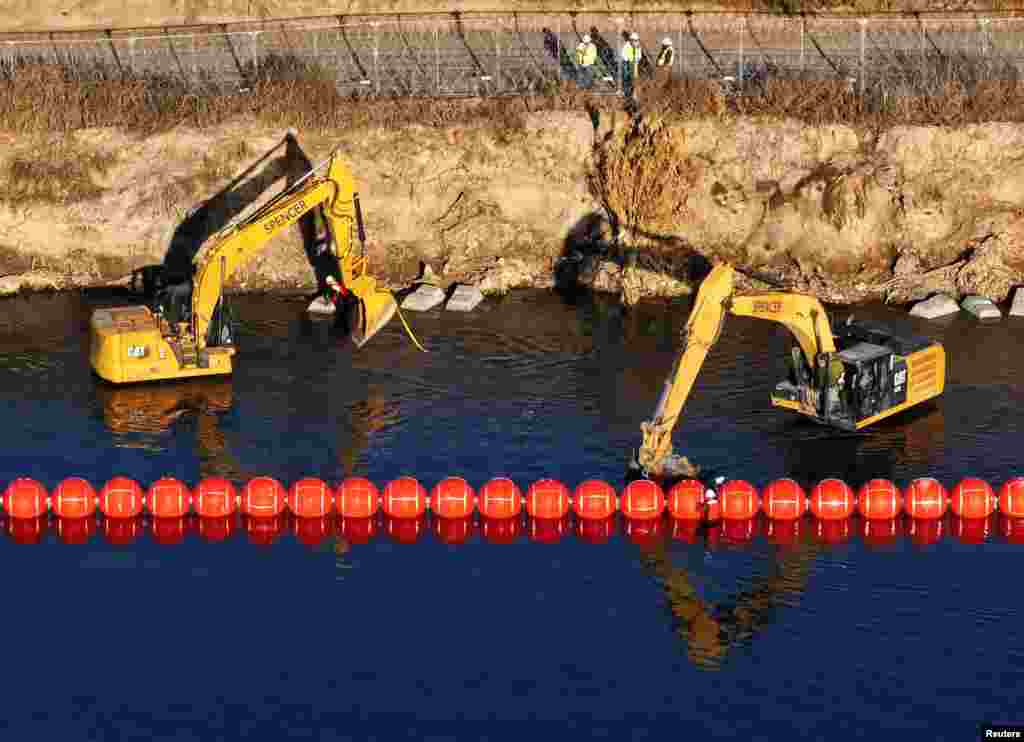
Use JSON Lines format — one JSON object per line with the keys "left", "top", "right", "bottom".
{"left": 0, "top": 289, "right": 1022, "bottom": 741}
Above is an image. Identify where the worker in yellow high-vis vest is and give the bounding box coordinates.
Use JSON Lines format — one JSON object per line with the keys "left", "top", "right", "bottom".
{"left": 621, "top": 31, "right": 642, "bottom": 100}
{"left": 575, "top": 34, "right": 598, "bottom": 89}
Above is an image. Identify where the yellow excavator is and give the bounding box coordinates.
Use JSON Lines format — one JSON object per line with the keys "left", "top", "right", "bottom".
{"left": 632, "top": 263, "right": 946, "bottom": 480}
{"left": 90, "top": 132, "right": 402, "bottom": 385}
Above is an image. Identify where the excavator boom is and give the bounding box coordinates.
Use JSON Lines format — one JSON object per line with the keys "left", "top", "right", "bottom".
{"left": 633, "top": 263, "right": 945, "bottom": 480}
{"left": 90, "top": 137, "right": 399, "bottom": 385}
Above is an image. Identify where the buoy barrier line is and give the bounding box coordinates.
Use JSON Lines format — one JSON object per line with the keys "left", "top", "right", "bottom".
{"left": 3, "top": 512, "right": 1024, "bottom": 547}
{"left": 4, "top": 476, "right": 1024, "bottom": 521}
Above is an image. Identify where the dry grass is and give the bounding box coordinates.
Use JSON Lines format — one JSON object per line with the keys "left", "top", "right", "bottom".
{"left": 0, "top": 136, "right": 118, "bottom": 207}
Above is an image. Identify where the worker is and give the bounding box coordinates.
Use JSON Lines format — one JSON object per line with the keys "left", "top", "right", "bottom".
{"left": 621, "top": 32, "right": 642, "bottom": 101}
{"left": 656, "top": 37, "right": 674, "bottom": 82}
{"left": 575, "top": 34, "right": 598, "bottom": 89}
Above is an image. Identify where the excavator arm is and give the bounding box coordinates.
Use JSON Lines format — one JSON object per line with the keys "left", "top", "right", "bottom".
{"left": 634, "top": 263, "right": 840, "bottom": 479}
{"left": 190, "top": 150, "right": 396, "bottom": 351}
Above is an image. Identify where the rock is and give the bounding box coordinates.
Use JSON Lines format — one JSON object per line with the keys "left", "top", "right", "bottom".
{"left": 306, "top": 296, "right": 336, "bottom": 315}
{"left": 1011, "top": 288, "right": 1024, "bottom": 317}
{"left": 961, "top": 294, "right": 1002, "bottom": 320}
{"left": 909, "top": 293, "right": 960, "bottom": 319}
{"left": 445, "top": 284, "right": 483, "bottom": 312}
{"left": 400, "top": 284, "right": 445, "bottom": 311}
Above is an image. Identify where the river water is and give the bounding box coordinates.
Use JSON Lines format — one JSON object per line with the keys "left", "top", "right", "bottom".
{"left": 0, "top": 288, "right": 1022, "bottom": 741}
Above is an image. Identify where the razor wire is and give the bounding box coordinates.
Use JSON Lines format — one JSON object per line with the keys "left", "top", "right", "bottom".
{"left": 0, "top": 13, "right": 1020, "bottom": 99}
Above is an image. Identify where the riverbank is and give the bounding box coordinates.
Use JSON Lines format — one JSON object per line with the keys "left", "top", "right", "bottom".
{"left": 1, "top": 84, "right": 1023, "bottom": 306}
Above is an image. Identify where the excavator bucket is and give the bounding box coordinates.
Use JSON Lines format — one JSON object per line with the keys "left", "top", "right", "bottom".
{"left": 346, "top": 281, "right": 397, "bottom": 349}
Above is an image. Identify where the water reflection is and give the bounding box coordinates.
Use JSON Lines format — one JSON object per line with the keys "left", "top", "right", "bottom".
{"left": 642, "top": 537, "right": 820, "bottom": 671}
{"left": 94, "top": 378, "right": 244, "bottom": 479}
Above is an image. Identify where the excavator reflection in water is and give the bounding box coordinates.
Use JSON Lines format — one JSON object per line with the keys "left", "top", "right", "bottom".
{"left": 96, "top": 378, "right": 397, "bottom": 485}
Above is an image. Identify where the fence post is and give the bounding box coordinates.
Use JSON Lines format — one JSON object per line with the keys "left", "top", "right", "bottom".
{"left": 191, "top": 34, "right": 197, "bottom": 84}
{"left": 800, "top": 14, "right": 805, "bottom": 74}
{"left": 677, "top": 18, "right": 683, "bottom": 77}
{"left": 251, "top": 31, "right": 259, "bottom": 75}
{"left": 495, "top": 24, "right": 501, "bottom": 93}
{"left": 617, "top": 16, "right": 624, "bottom": 90}
{"left": 738, "top": 15, "right": 745, "bottom": 84}
{"left": 434, "top": 26, "right": 440, "bottom": 95}
{"left": 920, "top": 17, "right": 925, "bottom": 60}
{"left": 372, "top": 21, "right": 380, "bottom": 96}
{"left": 859, "top": 18, "right": 866, "bottom": 100}
{"left": 128, "top": 37, "right": 135, "bottom": 74}
{"left": 980, "top": 18, "right": 990, "bottom": 58}
{"left": 555, "top": 14, "right": 561, "bottom": 82}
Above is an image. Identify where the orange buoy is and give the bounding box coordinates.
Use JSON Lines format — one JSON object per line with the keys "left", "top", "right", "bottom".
{"left": 904, "top": 478, "right": 948, "bottom": 519}
{"left": 197, "top": 515, "right": 235, "bottom": 543}
{"left": 998, "top": 478, "right": 1024, "bottom": 518}
{"left": 624, "top": 516, "right": 663, "bottom": 549}
{"left": 293, "top": 515, "right": 332, "bottom": 547}
{"left": 908, "top": 517, "right": 944, "bottom": 547}
{"left": 526, "top": 479, "right": 570, "bottom": 520}
{"left": 429, "top": 477, "right": 476, "bottom": 519}
{"left": 478, "top": 478, "right": 523, "bottom": 520}
{"left": 242, "top": 477, "right": 286, "bottom": 518}
{"left": 481, "top": 516, "right": 520, "bottom": 545}
{"left": 667, "top": 479, "right": 705, "bottom": 520}
{"left": 723, "top": 517, "right": 758, "bottom": 544}
{"left": 194, "top": 478, "right": 237, "bottom": 518}
{"left": 145, "top": 477, "right": 191, "bottom": 518}
{"left": 287, "top": 477, "right": 334, "bottom": 519}
{"left": 56, "top": 516, "right": 95, "bottom": 545}
{"left": 860, "top": 518, "right": 903, "bottom": 549}
{"left": 339, "top": 516, "right": 376, "bottom": 545}
{"left": 953, "top": 514, "right": 993, "bottom": 544}
{"left": 337, "top": 477, "right": 380, "bottom": 519}
{"left": 383, "top": 477, "right": 427, "bottom": 519}
{"left": 245, "top": 513, "right": 285, "bottom": 546}
{"left": 766, "top": 518, "right": 802, "bottom": 547}
{"left": 99, "top": 477, "right": 144, "bottom": 519}
{"left": 573, "top": 479, "right": 617, "bottom": 520}
{"left": 103, "top": 515, "right": 142, "bottom": 545}
{"left": 950, "top": 478, "right": 996, "bottom": 519}
{"left": 151, "top": 516, "right": 187, "bottom": 545}
{"left": 810, "top": 479, "right": 855, "bottom": 521}
{"left": 434, "top": 516, "right": 473, "bottom": 545}
{"left": 816, "top": 518, "right": 851, "bottom": 545}
{"left": 719, "top": 480, "right": 759, "bottom": 521}
{"left": 670, "top": 518, "right": 700, "bottom": 544}
{"left": 3, "top": 477, "right": 48, "bottom": 519}
{"left": 578, "top": 516, "right": 616, "bottom": 544}
{"left": 621, "top": 479, "right": 666, "bottom": 521}
{"left": 1000, "top": 515, "right": 1024, "bottom": 544}
{"left": 857, "top": 479, "right": 902, "bottom": 520}
{"left": 52, "top": 477, "right": 97, "bottom": 519}
{"left": 762, "top": 479, "right": 806, "bottom": 521}
{"left": 386, "top": 514, "right": 424, "bottom": 544}
{"left": 528, "top": 515, "right": 567, "bottom": 544}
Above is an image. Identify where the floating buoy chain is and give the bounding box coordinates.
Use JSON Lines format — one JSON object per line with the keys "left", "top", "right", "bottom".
{"left": 2, "top": 475, "right": 1023, "bottom": 521}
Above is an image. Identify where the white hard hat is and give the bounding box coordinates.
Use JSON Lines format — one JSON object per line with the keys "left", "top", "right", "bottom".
{"left": 629, "top": 32, "right": 639, "bottom": 40}
{"left": 663, "top": 37, "right": 673, "bottom": 45}
{"left": 582, "top": 34, "right": 591, "bottom": 43}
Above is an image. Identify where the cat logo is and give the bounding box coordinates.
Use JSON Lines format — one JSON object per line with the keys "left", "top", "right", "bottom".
{"left": 753, "top": 301, "right": 783, "bottom": 313}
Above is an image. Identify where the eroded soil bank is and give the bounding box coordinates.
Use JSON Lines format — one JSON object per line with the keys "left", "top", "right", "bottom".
{"left": 0, "top": 112, "right": 1022, "bottom": 307}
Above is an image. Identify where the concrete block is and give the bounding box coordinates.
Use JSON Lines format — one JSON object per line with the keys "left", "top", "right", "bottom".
{"left": 961, "top": 294, "right": 1002, "bottom": 320}
{"left": 445, "top": 284, "right": 484, "bottom": 312}
{"left": 1011, "top": 288, "right": 1024, "bottom": 317}
{"left": 909, "top": 293, "right": 960, "bottom": 319}
{"left": 306, "top": 296, "right": 336, "bottom": 315}
{"left": 400, "top": 284, "right": 445, "bottom": 311}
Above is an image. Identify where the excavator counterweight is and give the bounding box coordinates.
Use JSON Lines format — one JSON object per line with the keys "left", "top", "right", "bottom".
{"left": 632, "top": 263, "right": 946, "bottom": 481}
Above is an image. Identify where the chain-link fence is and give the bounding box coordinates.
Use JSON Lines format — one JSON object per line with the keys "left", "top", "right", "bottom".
{"left": 0, "top": 12, "right": 1020, "bottom": 99}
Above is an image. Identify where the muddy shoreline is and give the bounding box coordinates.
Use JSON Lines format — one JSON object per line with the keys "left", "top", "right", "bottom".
{"left": 0, "top": 112, "right": 1022, "bottom": 309}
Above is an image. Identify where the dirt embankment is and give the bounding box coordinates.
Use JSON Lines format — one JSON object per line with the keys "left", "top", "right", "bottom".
{"left": 0, "top": 112, "right": 1022, "bottom": 307}
{"left": 12, "top": 1, "right": 1015, "bottom": 33}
